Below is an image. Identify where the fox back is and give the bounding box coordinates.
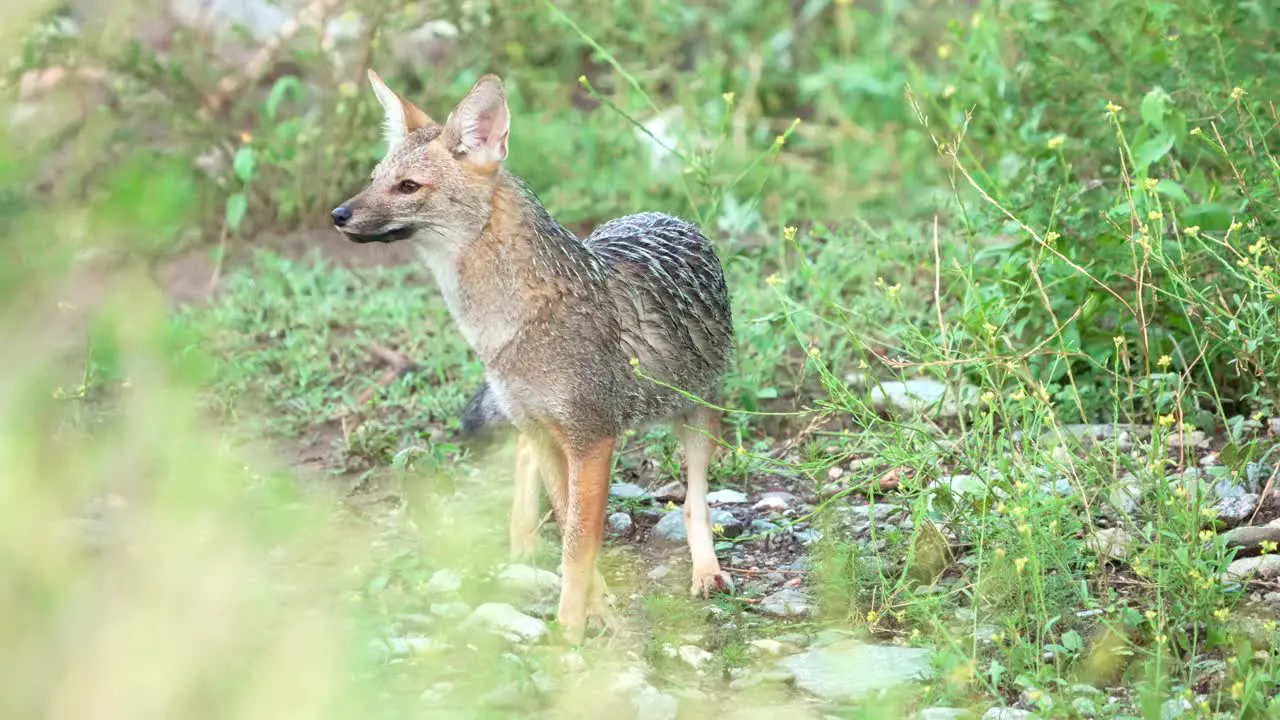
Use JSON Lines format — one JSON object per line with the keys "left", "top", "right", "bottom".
{"left": 333, "top": 72, "right": 733, "bottom": 450}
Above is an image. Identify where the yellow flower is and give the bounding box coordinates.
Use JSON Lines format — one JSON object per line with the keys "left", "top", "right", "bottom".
{"left": 1113, "top": 335, "right": 1126, "bottom": 346}
{"left": 1014, "top": 557, "right": 1028, "bottom": 573}
{"left": 857, "top": 359, "right": 869, "bottom": 369}
{"left": 1231, "top": 680, "right": 1244, "bottom": 699}
{"left": 1190, "top": 127, "right": 1203, "bottom": 136}
{"left": 866, "top": 609, "right": 878, "bottom": 624}
{"left": 990, "top": 631, "right": 1005, "bottom": 643}
{"left": 1183, "top": 225, "right": 1200, "bottom": 237}
{"left": 774, "top": 135, "right": 787, "bottom": 147}
{"left": 722, "top": 92, "right": 735, "bottom": 106}
{"left": 994, "top": 547, "right": 1007, "bottom": 559}
{"left": 942, "top": 84, "right": 956, "bottom": 99}
{"left": 1230, "top": 221, "right": 1244, "bottom": 232}
{"left": 239, "top": 131, "right": 253, "bottom": 144}
{"left": 1045, "top": 231, "right": 1060, "bottom": 243}
{"left": 1148, "top": 210, "right": 1163, "bottom": 221}
{"left": 1158, "top": 413, "right": 1176, "bottom": 427}
{"left": 807, "top": 346, "right": 821, "bottom": 359}
{"left": 783, "top": 226, "right": 797, "bottom": 242}
{"left": 1047, "top": 134, "right": 1065, "bottom": 150}
{"left": 1106, "top": 101, "right": 1122, "bottom": 114}
{"left": 937, "top": 44, "right": 953, "bottom": 59}
{"left": 1263, "top": 541, "right": 1278, "bottom": 554}
{"left": 629, "top": 357, "right": 641, "bottom": 367}
{"left": 766, "top": 273, "right": 782, "bottom": 286}
{"left": 1144, "top": 609, "right": 1157, "bottom": 621}
{"left": 735, "top": 445, "right": 746, "bottom": 456}
{"left": 1231, "top": 86, "right": 1247, "bottom": 101}
{"left": 1010, "top": 389, "right": 1026, "bottom": 402}
{"left": 1143, "top": 177, "right": 1159, "bottom": 191}
{"left": 1198, "top": 530, "right": 1214, "bottom": 541}
{"left": 980, "top": 391, "right": 996, "bottom": 404}
{"left": 1017, "top": 523, "right": 1031, "bottom": 535}
{"left": 1157, "top": 355, "right": 1171, "bottom": 368}
{"left": 1264, "top": 620, "right": 1278, "bottom": 633}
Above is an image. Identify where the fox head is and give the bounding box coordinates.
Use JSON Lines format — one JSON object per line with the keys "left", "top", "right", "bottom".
{"left": 331, "top": 70, "right": 511, "bottom": 245}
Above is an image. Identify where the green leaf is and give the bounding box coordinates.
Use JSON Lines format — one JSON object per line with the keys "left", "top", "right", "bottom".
{"left": 1180, "top": 203, "right": 1233, "bottom": 231}
{"left": 1133, "top": 133, "right": 1174, "bottom": 173}
{"left": 756, "top": 386, "right": 780, "bottom": 400}
{"left": 233, "top": 146, "right": 256, "bottom": 184}
{"left": 1155, "top": 179, "right": 1191, "bottom": 207}
{"left": 225, "top": 192, "right": 248, "bottom": 232}
{"left": 264, "top": 75, "right": 303, "bottom": 120}
{"left": 1140, "top": 87, "right": 1171, "bottom": 131}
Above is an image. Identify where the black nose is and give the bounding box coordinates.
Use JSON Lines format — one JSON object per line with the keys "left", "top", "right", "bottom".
{"left": 331, "top": 206, "right": 352, "bottom": 227}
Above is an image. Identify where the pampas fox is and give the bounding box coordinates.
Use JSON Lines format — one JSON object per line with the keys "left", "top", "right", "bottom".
{"left": 332, "top": 70, "right": 736, "bottom": 642}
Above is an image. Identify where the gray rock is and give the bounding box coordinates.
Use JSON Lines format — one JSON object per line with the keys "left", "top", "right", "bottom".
{"left": 609, "top": 666, "right": 678, "bottom": 720}
{"left": 1086, "top": 528, "right": 1132, "bottom": 562}
{"left": 607, "top": 512, "right": 634, "bottom": 536}
{"left": 982, "top": 710, "right": 1033, "bottom": 720}
{"left": 750, "top": 519, "right": 782, "bottom": 535}
{"left": 465, "top": 603, "right": 548, "bottom": 642}
{"left": 918, "top": 710, "right": 969, "bottom": 720}
{"left": 793, "top": 529, "right": 821, "bottom": 545}
{"left": 426, "top": 569, "right": 463, "bottom": 595}
{"left": 497, "top": 564, "right": 560, "bottom": 595}
{"left": 754, "top": 491, "right": 798, "bottom": 512}
{"left": 706, "top": 488, "right": 749, "bottom": 505}
{"left": 1222, "top": 525, "right": 1280, "bottom": 551}
{"left": 678, "top": 644, "right": 714, "bottom": 669}
{"left": 866, "top": 377, "right": 977, "bottom": 417}
{"left": 1222, "top": 554, "right": 1280, "bottom": 582}
{"left": 651, "top": 509, "right": 743, "bottom": 545}
{"left": 1216, "top": 494, "right": 1260, "bottom": 525}
{"left": 1246, "top": 463, "right": 1275, "bottom": 492}
{"left": 758, "top": 587, "right": 813, "bottom": 617}
{"left": 648, "top": 565, "right": 671, "bottom": 581}
{"left": 652, "top": 481, "right": 686, "bottom": 503}
{"left": 1160, "top": 698, "right": 1192, "bottom": 719}
{"left": 777, "top": 638, "right": 933, "bottom": 701}
{"left": 609, "top": 482, "right": 651, "bottom": 501}
{"left": 1108, "top": 474, "right": 1145, "bottom": 516}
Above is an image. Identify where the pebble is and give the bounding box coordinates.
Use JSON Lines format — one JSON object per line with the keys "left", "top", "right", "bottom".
{"left": 652, "top": 481, "right": 686, "bottom": 503}
{"left": 464, "top": 603, "right": 548, "bottom": 643}
{"left": 777, "top": 638, "right": 933, "bottom": 701}
{"left": 1222, "top": 554, "right": 1280, "bottom": 582}
{"left": 607, "top": 512, "right": 634, "bottom": 536}
{"left": 983, "top": 710, "right": 1033, "bottom": 720}
{"left": 426, "top": 569, "right": 463, "bottom": 595}
{"left": 758, "top": 587, "right": 813, "bottom": 617}
{"left": 609, "top": 482, "right": 651, "bottom": 501}
{"left": 1086, "top": 527, "right": 1132, "bottom": 562}
{"left": 706, "top": 488, "right": 749, "bottom": 505}
{"left": 678, "top": 644, "right": 714, "bottom": 669}
{"left": 651, "top": 508, "right": 743, "bottom": 545}
{"left": 497, "top": 564, "right": 560, "bottom": 595}
{"left": 648, "top": 565, "right": 671, "bottom": 581}
{"left": 753, "top": 492, "right": 796, "bottom": 512}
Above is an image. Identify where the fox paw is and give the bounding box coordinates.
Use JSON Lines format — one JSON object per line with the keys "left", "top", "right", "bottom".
{"left": 689, "top": 568, "right": 735, "bottom": 598}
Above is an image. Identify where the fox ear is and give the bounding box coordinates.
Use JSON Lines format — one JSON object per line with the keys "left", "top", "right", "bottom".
{"left": 367, "top": 69, "right": 433, "bottom": 153}
{"left": 444, "top": 74, "right": 510, "bottom": 166}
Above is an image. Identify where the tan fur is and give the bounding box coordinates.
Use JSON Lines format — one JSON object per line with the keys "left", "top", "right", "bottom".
{"left": 333, "top": 72, "right": 736, "bottom": 643}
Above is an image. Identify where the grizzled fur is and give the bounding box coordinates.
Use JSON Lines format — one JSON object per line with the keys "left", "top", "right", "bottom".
{"left": 457, "top": 201, "right": 734, "bottom": 449}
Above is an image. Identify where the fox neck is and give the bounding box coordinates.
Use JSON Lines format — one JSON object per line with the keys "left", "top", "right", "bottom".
{"left": 415, "top": 169, "right": 607, "bottom": 363}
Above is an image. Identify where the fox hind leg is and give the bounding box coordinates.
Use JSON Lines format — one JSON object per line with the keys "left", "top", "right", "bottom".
{"left": 676, "top": 408, "right": 734, "bottom": 598}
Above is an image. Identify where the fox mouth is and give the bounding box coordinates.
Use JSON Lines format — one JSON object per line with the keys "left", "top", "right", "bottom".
{"left": 341, "top": 226, "right": 416, "bottom": 244}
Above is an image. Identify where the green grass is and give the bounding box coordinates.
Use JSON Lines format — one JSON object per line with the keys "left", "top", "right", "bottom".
{"left": 5, "top": 0, "right": 1280, "bottom": 717}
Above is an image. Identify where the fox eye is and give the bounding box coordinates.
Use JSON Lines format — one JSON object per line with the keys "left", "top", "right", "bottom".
{"left": 396, "top": 179, "right": 421, "bottom": 194}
